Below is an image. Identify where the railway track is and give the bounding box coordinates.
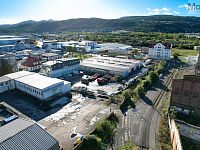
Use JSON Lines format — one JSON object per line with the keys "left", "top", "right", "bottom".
{"left": 140, "top": 70, "right": 175, "bottom": 150}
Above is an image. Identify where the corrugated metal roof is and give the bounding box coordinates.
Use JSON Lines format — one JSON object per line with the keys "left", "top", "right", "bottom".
{"left": 0, "top": 118, "right": 34, "bottom": 143}
{"left": 0, "top": 118, "right": 58, "bottom": 150}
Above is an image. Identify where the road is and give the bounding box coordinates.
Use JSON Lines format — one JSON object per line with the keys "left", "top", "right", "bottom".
{"left": 112, "top": 68, "right": 174, "bottom": 150}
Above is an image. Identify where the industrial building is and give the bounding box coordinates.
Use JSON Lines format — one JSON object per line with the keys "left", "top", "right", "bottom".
{"left": 171, "top": 54, "right": 200, "bottom": 115}
{"left": 0, "top": 76, "right": 15, "bottom": 93}
{"left": 94, "top": 43, "right": 133, "bottom": 54}
{"left": 1, "top": 71, "right": 71, "bottom": 101}
{"left": 41, "top": 58, "right": 80, "bottom": 77}
{"left": 0, "top": 102, "right": 59, "bottom": 150}
{"left": 80, "top": 56, "right": 142, "bottom": 78}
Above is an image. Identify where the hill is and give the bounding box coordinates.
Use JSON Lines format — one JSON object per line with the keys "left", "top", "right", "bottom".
{"left": 0, "top": 15, "right": 200, "bottom": 33}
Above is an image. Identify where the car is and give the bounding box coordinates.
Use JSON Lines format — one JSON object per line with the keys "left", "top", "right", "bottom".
{"left": 70, "top": 133, "right": 84, "bottom": 147}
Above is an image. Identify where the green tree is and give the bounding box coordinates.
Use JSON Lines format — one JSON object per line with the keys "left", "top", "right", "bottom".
{"left": 173, "top": 53, "right": 179, "bottom": 60}
{"left": 149, "top": 71, "right": 159, "bottom": 83}
{"left": 134, "top": 85, "right": 144, "bottom": 97}
{"left": 95, "top": 120, "right": 115, "bottom": 141}
{"left": 0, "top": 59, "right": 13, "bottom": 76}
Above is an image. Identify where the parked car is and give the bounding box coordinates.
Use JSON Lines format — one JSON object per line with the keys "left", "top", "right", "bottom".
{"left": 70, "top": 133, "right": 84, "bottom": 147}
{"left": 97, "top": 77, "right": 108, "bottom": 85}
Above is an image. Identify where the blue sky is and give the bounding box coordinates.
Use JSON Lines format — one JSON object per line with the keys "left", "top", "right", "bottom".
{"left": 0, "top": 0, "right": 198, "bottom": 24}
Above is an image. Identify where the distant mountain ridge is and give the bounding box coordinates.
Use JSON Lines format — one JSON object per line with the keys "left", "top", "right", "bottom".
{"left": 0, "top": 15, "right": 200, "bottom": 33}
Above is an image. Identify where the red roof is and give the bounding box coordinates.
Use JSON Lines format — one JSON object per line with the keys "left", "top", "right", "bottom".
{"left": 21, "top": 57, "right": 41, "bottom": 67}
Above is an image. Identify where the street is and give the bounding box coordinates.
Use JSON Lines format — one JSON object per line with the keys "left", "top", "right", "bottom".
{"left": 112, "top": 68, "right": 173, "bottom": 150}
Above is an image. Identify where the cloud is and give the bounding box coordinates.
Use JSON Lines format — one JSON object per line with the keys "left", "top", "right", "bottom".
{"left": 146, "top": 7, "right": 180, "bottom": 15}
{"left": 179, "top": 4, "right": 188, "bottom": 9}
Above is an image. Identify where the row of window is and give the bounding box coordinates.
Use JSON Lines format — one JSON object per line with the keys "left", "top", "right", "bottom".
{"left": 17, "top": 82, "right": 42, "bottom": 96}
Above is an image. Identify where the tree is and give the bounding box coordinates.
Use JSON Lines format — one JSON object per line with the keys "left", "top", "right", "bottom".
{"left": 95, "top": 120, "right": 115, "bottom": 141}
{"left": 82, "top": 135, "right": 106, "bottom": 150}
{"left": 173, "top": 53, "right": 179, "bottom": 60}
{"left": 142, "top": 78, "right": 151, "bottom": 90}
{"left": 149, "top": 71, "right": 159, "bottom": 83}
{"left": 67, "top": 46, "right": 77, "bottom": 56}
{"left": 0, "top": 59, "right": 13, "bottom": 76}
{"left": 134, "top": 85, "right": 144, "bottom": 97}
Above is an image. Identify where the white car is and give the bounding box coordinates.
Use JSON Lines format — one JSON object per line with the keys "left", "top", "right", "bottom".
{"left": 70, "top": 133, "right": 84, "bottom": 146}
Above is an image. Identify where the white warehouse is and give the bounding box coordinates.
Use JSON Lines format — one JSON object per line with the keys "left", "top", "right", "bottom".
{"left": 2, "top": 71, "right": 71, "bottom": 101}
{"left": 80, "top": 56, "right": 143, "bottom": 78}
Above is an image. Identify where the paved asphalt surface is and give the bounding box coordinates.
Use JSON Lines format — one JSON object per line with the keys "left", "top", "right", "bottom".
{"left": 112, "top": 68, "right": 173, "bottom": 150}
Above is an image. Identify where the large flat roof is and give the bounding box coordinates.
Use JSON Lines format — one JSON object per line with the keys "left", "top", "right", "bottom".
{"left": 42, "top": 53, "right": 58, "bottom": 57}
{"left": 80, "top": 57, "right": 141, "bottom": 72}
{"left": 5, "top": 71, "right": 34, "bottom": 79}
{"left": 15, "top": 73, "right": 65, "bottom": 90}
{"left": 0, "top": 76, "right": 11, "bottom": 83}
{"left": 4, "top": 71, "right": 70, "bottom": 90}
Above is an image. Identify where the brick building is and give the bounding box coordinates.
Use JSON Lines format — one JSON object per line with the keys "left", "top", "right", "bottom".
{"left": 171, "top": 53, "right": 200, "bottom": 115}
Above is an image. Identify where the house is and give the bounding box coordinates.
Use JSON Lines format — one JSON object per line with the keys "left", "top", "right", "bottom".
{"left": 148, "top": 43, "right": 171, "bottom": 60}
{"left": 42, "top": 53, "right": 61, "bottom": 61}
{"left": 41, "top": 58, "right": 80, "bottom": 77}
{"left": 20, "top": 57, "right": 42, "bottom": 72}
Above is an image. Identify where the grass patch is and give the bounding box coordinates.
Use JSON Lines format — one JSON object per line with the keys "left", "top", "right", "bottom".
{"left": 159, "top": 93, "right": 172, "bottom": 150}
{"left": 120, "top": 143, "right": 137, "bottom": 150}
{"left": 172, "top": 48, "right": 200, "bottom": 57}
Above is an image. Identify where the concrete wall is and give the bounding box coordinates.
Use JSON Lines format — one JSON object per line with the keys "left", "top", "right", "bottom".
{"left": 0, "top": 80, "right": 15, "bottom": 93}
{"left": 176, "top": 119, "right": 200, "bottom": 142}
{"left": 47, "top": 64, "right": 80, "bottom": 78}
{"left": 169, "top": 118, "right": 183, "bottom": 150}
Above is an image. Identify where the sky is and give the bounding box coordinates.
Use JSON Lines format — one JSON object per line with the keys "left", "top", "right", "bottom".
{"left": 0, "top": 0, "right": 199, "bottom": 24}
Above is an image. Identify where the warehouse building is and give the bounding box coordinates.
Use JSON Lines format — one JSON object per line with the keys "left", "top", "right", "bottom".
{"left": 80, "top": 56, "right": 142, "bottom": 78}
{"left": 171, "top": 54, "right": 200, "bottom": 115}
{"left": 0, "top": 76, "right": 15, "bottom": 93}
{"left": 41, "top": 58, "right": 80, "bottom": 77}
{"left": 3, "top": 71, "right": 71, "bottom": 101}
{"left": 0, "top": 102, "right": 59, "bottom": 150}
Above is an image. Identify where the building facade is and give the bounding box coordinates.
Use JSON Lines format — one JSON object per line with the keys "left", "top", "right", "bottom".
{"left": 80, "top": 56, "right": 142, "bottom": 78}
{"left": 42, "top": 53, "right": 61, "bottom": 61}
{"left": 171, "top": 54, "right": 200, "bottom": 115}
{"left": 148, "top": 43, "right": 171, "bottom": 60}
{"left": 3, "top": 71, "right": 71, "bottom": 101}
{"left": 41, "top": 58, "right": 80, "bottom": 77}
{"left": 20, "top": 57, "right": 42, "bottom": 72}
{"left": 0, "top": 76, "right": 15, "bottom": 93}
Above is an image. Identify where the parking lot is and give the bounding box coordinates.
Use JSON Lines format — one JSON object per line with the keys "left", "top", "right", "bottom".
{"left": 38, "top": 96, "right": 116, "bottom": 150}
{"left": 0, "top": 89, "right": 116, "bottom": 149}
{"left": 72, "top": 80, "right": 123, "bottom": 96}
